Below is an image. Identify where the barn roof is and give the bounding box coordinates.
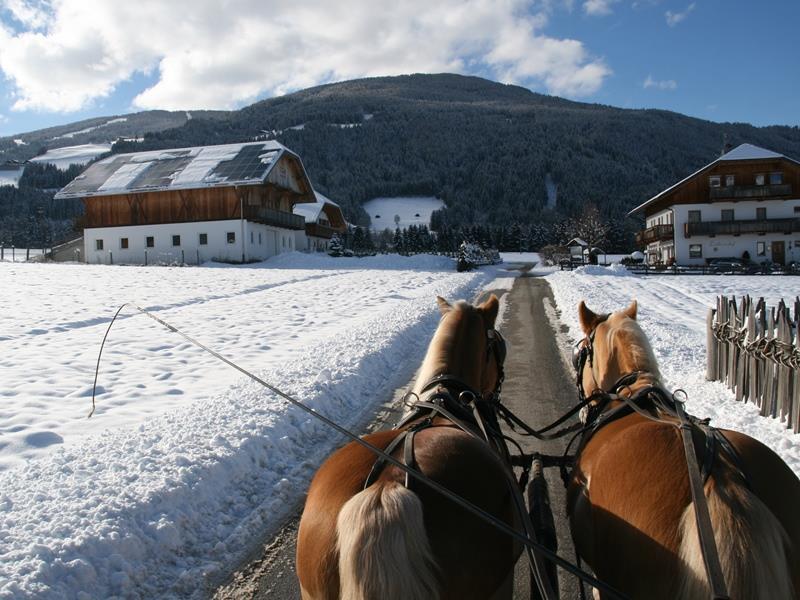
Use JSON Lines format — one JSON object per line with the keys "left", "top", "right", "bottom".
{"left": 54, "top": 141, "right": 310, "bottom": 200}
{"left": 628, "top": 143, "right": 800, "bottom": 216}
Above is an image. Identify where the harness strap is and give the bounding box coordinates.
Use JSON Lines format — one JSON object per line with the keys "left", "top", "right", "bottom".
{"left": 675, "top": 400, "right": 730, "bottom": 600}
{"left": 496, "top": 398, "right": 587, "bottom": 440}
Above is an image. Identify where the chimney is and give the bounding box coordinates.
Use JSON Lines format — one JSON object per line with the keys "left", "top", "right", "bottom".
{"left": 721, "top": 134, "right": 733, "bottom": 156}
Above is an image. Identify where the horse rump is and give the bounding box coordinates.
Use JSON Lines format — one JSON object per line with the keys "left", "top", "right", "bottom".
{"left": 677, "top": 479, "right": 794, "bottom": 600}
{"left": 336, "top": 480, "right": 440, "bottom": 600}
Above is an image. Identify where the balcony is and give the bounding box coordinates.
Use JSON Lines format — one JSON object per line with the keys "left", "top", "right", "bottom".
{"left": 635, "top": 224, "right": 674, "bottom": 246}
{"left": 248, "top": 207, "right": 306, "bottom": 230}
{"left": 709, "top": 184, "right": 792, "bottom": 200}
{"left": 305, "top": 222, "right": 336, "bottom": 239}
{"left": 684, "top": 217, "right": 800, "bottom": 238}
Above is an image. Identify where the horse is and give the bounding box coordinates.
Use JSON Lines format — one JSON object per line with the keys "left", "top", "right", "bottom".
{"left": 568, "top": 300, "right": 800, "bottom": 599}
{"left": 295, "top": 295, "right": 523, "bottom": 600}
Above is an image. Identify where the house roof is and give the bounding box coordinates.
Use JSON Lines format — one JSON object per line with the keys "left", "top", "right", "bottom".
{"left": 54, "top": 141, "right": 310, "bottom": 200}
{"left": 628, "top": 143, "right": 800, "bottom": 216}
{"left": 294, "top": 191, "right": 347, "bottom": 230}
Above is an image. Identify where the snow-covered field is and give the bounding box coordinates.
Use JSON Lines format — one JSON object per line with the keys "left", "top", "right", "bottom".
{"left": 29, "top": 144, "right": 112, "bottom": 170}
{"left": 0, "top": 166, "right": 25, "bottom": 188}
{"left": 2, "top": 253, "right": 798, "bottom": 598}
{"left": 362, "top": 196, "right": 445, "bottom": 231}
{"left": 0, "top": 253, "right": 512, "bottom": 598}
{"left": 546, "top": 264, "right": 800, "bottom": 476}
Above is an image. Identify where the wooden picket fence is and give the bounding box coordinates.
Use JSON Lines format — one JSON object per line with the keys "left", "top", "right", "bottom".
{"left": 706, "top": 295, "right": 800, "bottom": 433}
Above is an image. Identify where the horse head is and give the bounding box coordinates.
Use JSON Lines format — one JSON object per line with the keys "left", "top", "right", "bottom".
{"left": 575, "top": 299, "right": 661, "bottom": 398}
{"left": 414, "top": 294, "right": 505, "bottom": 401}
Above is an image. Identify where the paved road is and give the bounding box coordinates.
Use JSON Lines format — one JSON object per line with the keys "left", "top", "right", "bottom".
{"left": 213, "top": 271, "right": 582, "bottom": 599}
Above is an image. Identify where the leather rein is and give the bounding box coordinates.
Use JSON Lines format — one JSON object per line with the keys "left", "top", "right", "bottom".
{"left": 573, "top": 326, "right": 735, "bottom": 600}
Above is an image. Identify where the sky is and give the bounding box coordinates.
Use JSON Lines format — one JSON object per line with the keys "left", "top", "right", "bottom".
{"left": 0, "top": 0, "right": 797, "bottom": 137}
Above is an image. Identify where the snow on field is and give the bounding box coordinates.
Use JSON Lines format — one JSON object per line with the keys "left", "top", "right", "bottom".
{"left": 0, "top": 166, "right": 25, "bottom": 188}
{"left": 52, "top": 118, "right": 128, "bottom": 140}
{"left": 29, "top": 143, "right": 112, "bottom": 170}
{"left": 0, "top": 253, "right": 516, "bottom": 598}
{"left": 546, "top": 266, "right": 800, "bottom": 476}
{"left": 363, "top": 196, "right": 445, "bottom": 231}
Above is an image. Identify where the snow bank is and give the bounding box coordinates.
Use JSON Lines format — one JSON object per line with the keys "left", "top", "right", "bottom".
{"left": 545, "top": 270, "right": 800, "bottom": 476}
{"left": 0, "top": 253, "right": 498, "bottom": 598}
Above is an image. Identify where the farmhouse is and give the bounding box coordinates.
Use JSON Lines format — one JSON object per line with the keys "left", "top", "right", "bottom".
{"left": 630, "top": 143, "right": 800, "bottom": 266}
{"left": 54, "top": 141, "right": 316, "bottom": 265}
{"left": 293, "top": 192, "right": 347, "bottom": 252}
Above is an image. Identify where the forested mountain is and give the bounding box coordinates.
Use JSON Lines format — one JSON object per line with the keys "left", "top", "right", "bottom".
{"left": 4, "top": 73, "right": 800, "bottom": 249}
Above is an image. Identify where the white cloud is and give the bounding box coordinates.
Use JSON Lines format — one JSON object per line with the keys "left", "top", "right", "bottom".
{"left": 665, "top": 2, "right": 695, "bottom": 26}
{"left": 583, "top": 0, "right": 619, "bottom": 16}
{"left": 643, "top": 74, "right": 677, "bottom": 90}
{"left": 0, "top": 0, "right": 612, "bottom": 113}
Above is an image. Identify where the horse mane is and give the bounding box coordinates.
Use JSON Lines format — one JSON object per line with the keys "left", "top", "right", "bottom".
{"left": 413, "top": 301, "right": 476, "bottom": 396}
{"left": 608, "top": 316, "right": 661, "bottom": 381}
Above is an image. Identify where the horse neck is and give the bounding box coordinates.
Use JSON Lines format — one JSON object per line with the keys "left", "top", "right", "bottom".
{"left": 413, "top": 311, "right": 483, "bottom": 395}
{"left": 608, "top": 323, "right": 662, "bottom": 396}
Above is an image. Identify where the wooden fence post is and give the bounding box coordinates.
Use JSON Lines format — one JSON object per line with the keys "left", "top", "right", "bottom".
{"left": 706, "top": 307, "right": 718, "bottom": 381}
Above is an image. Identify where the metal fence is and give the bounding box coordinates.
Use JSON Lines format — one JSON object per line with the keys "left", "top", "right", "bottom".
{"left": 707, "top": 295, "right": 800, "bottom": 433}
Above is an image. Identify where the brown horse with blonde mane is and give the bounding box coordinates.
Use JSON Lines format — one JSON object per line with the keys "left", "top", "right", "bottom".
{"left": 569, "top": 300, "right": 800, "bottom": 599}
{"left": 296, "top": 295, "right": 521, "bottom": 600}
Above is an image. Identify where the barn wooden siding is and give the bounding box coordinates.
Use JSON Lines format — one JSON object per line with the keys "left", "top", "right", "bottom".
{"left": 707, "top": 295, "right": 800, "bottom": 432}
{"left": 83, "top": 183, "right": 309, "bottom": 228}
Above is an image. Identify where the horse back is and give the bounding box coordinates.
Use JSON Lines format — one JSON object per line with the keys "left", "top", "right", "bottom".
{"left": 297, "top": 425, "right": 518, "bottom": 600}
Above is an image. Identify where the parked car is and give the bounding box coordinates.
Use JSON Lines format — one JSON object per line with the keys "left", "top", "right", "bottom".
{"left": 707, "top": 257, "right": 746, "bottom": 273}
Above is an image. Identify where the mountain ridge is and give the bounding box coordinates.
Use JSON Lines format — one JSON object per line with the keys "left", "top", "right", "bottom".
{"left": 3, "top": 74, "right": 800, "bottom": 243}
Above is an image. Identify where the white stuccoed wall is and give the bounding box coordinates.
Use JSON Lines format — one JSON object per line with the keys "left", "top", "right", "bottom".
{"left": 83, "top": 219, "right": 299, "bottom": 265}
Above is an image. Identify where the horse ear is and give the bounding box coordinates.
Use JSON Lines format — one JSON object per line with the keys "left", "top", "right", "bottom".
{"left": 436, "top": 296, "right": 452, "bottom": 315}
{"left": 480, "top": 294, "right": 500, "bottom": 328}
{"left": 578, "top": 301, "right": 602, "bottom": 334}
{"left": 624, "top": 300, "right": 638, "bottom": 320}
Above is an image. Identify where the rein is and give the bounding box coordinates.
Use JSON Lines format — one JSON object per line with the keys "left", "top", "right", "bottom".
{"left": 92, "top": 303, "right": 627, "bottom": 600}
{"left": 573, "top": 326, "right": 733, "bottom": 600}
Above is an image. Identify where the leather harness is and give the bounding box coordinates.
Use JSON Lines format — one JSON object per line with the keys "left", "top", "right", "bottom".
{"left": 361, "top": 328, "right": 560, "bottom": 600}
{"left": 572, "top": 328, "right": 744, "bottom": 600}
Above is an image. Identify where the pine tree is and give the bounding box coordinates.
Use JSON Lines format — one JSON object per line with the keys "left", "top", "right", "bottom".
{"left": 328, "top": 233, "right": 344, "bottom": 257}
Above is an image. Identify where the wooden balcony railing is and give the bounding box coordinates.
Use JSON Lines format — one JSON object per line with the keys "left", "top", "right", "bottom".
{"left": 709, "top": 184, "right": 792, "bottom": 200}
{"left": 684, "top": 218, "right": 800, "bottom": 238}
{"left": 305, "top": 222, "right": 335, "bottom": 239}
{"left": 248, "top": 207, "right": 306, "bottom": 230}
{"left": 635, "top": 224, "right": 674, "bottom": 246}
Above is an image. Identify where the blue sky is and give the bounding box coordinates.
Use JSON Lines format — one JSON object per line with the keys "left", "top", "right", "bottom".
{"left": 0, "top": 0, "right": 797, "bottom": 137}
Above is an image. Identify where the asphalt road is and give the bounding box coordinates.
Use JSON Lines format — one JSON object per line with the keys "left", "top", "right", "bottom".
{"left": 212, "top": 270, "right": 582, "bottom": 599}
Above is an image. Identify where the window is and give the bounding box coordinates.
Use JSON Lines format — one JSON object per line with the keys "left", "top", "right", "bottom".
{"left": 282, "top": 236, "right": 286, "bottom": 248}
{"left": 146, "top": 236, "right": 155, "bottom": 248}
{"left": 755, "top": 174, "right": 765, "bottom": 186}
{"left": 258, "top": 232, "right": 262, "bottom": 245}
{"left": 725, "top": 175, "right": 735, "bottom": 187}
{"left": 795, "top": 206, "right": 800, "bottom": 213}
{"left": 199, "top": 233, "right": 208, "bottom": 245}
{"left": 770, "top": 172, "right": 783, "bottom": 185}
{"left": 688, "top": 210, "right": 701, "bottom": 223}
{"left": 756, "top": 207, "right": 767, "bottom": 220}
{"left": 172, "top": 235, "right": 181, "bottom": 247}
{"left": 227, "top": 232, "right": 236, "bottom": 244}
{"left": 120, "top": 237, "right": 129, "bottom": 249}
{"left": 709, "top": 175, "right": 721, "bottom": 188}
{"left": 689, "top": 244, "right": 702, "bottom": 258}
{"left": 95, "top": 239, "right": 104, "bottom": 251}
{"left": 757, "top": 242, "right": 766, "bottom": 256}
{"left": 250, "top": 231, "right": 254, "bottom": 244}
{"left": 721, "top": 209, "right": 734, "bottom": 222}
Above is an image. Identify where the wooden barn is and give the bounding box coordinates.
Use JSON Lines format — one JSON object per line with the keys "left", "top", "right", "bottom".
{"left": 293, "top": 192, "right": 347, "bottom": 252}
{"left": 55, "top": 141, "right": 317, "bottom": 264}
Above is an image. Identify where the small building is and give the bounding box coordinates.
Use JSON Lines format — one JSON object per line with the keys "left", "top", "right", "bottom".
{"left": 629, "top": 143, "right": 800, "bottom": 266}
{"left": 566, "top": 237, "right": 589, "bottom": 265}
{"left": 54, "top": 141, "right": 316, "bottom": 265}
{"left": 293, "top": 192, "right": 347, "bottom": 252}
